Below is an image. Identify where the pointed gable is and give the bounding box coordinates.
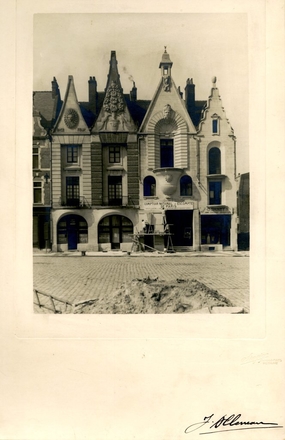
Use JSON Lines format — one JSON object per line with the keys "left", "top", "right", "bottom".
{"left": 53, "top": 76, "right": 89, "bottom": 134}
{"left": 92, "top": 51, "right": 136, "bottom": 134}
{"left": 139, "top": 49, "right": 196, "bottom": 135}
{"left": 197, "top": 76, "right": 235, "bottom": 137}
{"left": 139, "top": 49, "right": 196, "bottom": 170}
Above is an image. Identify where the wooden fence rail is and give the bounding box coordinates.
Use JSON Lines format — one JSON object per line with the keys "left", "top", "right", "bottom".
{"left": 33, "top": 289, "right": 74, "bottom": 313}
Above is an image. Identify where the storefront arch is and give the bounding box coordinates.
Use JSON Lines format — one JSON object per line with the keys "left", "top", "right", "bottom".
{"left": 57, "top": 214, "right": 88, "bottom": 250}
{"left": 98, "top": 214, "right": 133, "bottom": 250}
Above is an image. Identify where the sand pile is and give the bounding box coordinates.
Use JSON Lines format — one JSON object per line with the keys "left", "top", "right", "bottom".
{"left": 73, "top": 277, "right": 234, "bottom": 314}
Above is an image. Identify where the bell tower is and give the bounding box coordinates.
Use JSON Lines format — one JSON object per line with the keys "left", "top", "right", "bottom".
{"left": 159, "top": 47, "right": 173, "bottom": 77}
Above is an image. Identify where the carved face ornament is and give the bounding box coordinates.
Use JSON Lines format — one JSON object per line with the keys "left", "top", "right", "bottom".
{"left": 163, "top": 104, "right": 172, "bottom": 119}
{"left": 64, "top": 108, "right": 79, "bottom": 129}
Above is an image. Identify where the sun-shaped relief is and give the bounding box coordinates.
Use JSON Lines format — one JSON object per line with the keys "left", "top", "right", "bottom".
{"left": 64, "top": 108, "right": 79, "bottom": 129}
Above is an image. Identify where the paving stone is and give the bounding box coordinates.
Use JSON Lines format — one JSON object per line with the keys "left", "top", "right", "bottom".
{"left": 33, "top": 255, "right": 249, "bottom": 313}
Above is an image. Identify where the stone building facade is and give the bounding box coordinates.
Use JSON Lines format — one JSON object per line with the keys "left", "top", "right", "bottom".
{"left": 33, "top": 49, "right": 240, "bottom": 252}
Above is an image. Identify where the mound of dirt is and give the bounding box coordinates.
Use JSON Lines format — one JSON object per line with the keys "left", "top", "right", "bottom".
{"left": 73, "top": 277, "right": 233, "bottom": 314}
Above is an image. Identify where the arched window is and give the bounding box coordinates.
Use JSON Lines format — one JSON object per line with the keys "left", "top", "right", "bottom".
{"left": 98, "top": 215, "right": 133, "bottom": 249}
{"left": 180, "top": 175, "right": 192, "bottom": 196}
{"left": 57, "top": 214, "right": 88, "bottom": 250}
{"left": 143, "top": 176, "right": 156, "bottom": 196}
{"left": 209, "top": 147, "right": 221, "bottom": 174}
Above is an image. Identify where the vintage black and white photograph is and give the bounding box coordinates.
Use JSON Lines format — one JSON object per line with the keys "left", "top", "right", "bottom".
{"left": 2, "top": 1, "right": 285, "bottom": 439}
{"left": 33, "top": 13, "right": 249, "bottom": 314}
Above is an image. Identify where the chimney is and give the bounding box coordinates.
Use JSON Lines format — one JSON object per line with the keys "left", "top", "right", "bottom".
{"left": 51, "top": 77, "right": 59, "bottom": 99}
{"left": 88, "top": 76, "right": 97, "bottom": 115}
{"left": 185, "top": 78, "right": 195, "bottom": 113}
{"left": 130, "top": 81, "right": 137, "bottom": 102}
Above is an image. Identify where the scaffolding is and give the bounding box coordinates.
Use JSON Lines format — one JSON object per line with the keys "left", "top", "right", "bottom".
{"left": 130, "top": 217, "right": 175, "bottom": 253}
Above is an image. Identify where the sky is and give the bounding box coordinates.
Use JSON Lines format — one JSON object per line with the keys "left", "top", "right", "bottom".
{"left": 34, "top": 13, "right": 249, "bottom": 174}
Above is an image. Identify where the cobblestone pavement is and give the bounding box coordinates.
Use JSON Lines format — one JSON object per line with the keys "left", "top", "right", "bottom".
{"left": 33, "top": 254, "right": 249, "bottom": 313}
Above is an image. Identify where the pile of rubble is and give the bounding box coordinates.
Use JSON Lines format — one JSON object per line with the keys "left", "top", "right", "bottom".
{"left": 73, "top": 277, "right": 243, "bottom": 314}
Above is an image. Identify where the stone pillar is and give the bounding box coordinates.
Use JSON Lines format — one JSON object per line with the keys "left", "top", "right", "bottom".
{"left": 192, "top": 209, "right": 200, "bottom": 251}
{"left": 231, "top": 212, "right": 238, "bottom": 251}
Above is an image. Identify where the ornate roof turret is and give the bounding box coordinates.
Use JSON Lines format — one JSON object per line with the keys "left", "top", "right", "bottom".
{"left": 159, "top": 47, "right": 173, "bottom": 78}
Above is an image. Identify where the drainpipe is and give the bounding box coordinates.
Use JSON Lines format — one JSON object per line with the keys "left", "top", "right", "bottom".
{"left": 48, "top": 131, "right": 53, "bottom": 248}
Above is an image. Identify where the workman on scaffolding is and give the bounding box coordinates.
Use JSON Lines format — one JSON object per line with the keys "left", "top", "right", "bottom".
{"left": 142, "top": 219, "right": 150, "bottom": 233}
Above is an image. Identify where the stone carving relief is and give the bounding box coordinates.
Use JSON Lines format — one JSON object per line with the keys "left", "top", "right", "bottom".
{"left": 103, "top": 81, "right": 125, "bottom": 115}
{"left": 164, "top": 174, "right": 173, "bottom": 183}
{"left": 163, "top": 75, "right": 171, "bottom": 91}
{"left": 98, "top": 80, "right": 133, "bottom": 132}
{"left": 163, "top": 104, "right": 173, "bottom": 119}
{"left": 64, "top": 108, "right": 79, "bottom": 129}
{"left": 33, "top": 115, "right": 47, "bottom": 137}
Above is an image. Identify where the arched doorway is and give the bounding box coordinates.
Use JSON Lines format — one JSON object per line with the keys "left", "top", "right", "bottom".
{"left": 57, "top": 214, "right": 88, "bottom": 250}
{"left": 98, "top": 215, "right": 133, "bottom": 250}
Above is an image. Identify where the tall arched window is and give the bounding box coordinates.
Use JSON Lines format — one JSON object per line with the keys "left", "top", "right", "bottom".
{"left": 180, "top": 175, "right": 192, "bottom": 196}
{"left": 209, "top": 147, "right": 221, "bottom": 174}
{"left": 143, "top": 176, "right": 156, "bottom": 196}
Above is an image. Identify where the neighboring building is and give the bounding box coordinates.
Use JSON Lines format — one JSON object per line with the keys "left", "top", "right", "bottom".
{"left": 33, "top": 79, "right": 62, "bottom": 249}
{"left": 33, "top": 49, "right": 242, "bottom": 252}
{"left": 237, "top": 172, "right": 250, "bottom": 250}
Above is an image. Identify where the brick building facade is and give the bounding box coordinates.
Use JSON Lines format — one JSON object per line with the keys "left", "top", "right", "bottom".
{"left": 33, "top": 49, "right": 241, "bottom": 252}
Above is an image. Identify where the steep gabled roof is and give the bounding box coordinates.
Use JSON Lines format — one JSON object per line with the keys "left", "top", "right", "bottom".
{"left": 33, "top": 91, "right": 62, "bottom": 130}
{"left": 197, "top": 77, "right": 235, "bottom": 136}
{"left": 139, "top": 74, "right": 196, "bottom": 134}
{"left": 53, "top": 75, "right": 89, "bottom": 133}
{"left": 125, "top": 98, "right": 150, "bottom": 128}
